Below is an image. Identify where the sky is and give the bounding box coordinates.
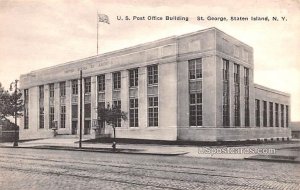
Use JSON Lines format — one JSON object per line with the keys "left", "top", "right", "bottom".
{"left": 0, "top": 0, "right": 299, "bottom": 121}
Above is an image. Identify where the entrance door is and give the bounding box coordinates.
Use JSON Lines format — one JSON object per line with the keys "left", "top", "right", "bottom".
{"left": 72, "top": 121, "right": 77, "bottom": 135}
{"left": 99, "top": 120, "right": 105, "bottom": 134}
{"left": 84, "top": 120, "right": 91, "bottom": 135}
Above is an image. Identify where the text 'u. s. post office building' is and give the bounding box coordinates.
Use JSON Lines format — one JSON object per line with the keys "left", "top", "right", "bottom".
{"left": 19, "top": 27, "right": 291, "bottom": 142}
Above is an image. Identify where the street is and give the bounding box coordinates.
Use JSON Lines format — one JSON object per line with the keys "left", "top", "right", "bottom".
{"left": 0, "top": 148, "right": 299, "bottom": 190}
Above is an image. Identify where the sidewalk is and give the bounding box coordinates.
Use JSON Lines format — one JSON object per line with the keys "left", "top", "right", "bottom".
{"left": 1, "top": 138, "right": 300, "bottom": 162}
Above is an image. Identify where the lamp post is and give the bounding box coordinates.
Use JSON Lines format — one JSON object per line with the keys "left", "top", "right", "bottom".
{"left": 10, "top": 79, "right": 19, "bottom": 147}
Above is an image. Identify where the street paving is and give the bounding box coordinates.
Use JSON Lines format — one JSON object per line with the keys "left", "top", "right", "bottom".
{"left": 0, "top": 148, "right": 299, "bottom": 190}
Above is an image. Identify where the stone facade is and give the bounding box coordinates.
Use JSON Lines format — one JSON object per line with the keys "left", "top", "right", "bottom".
{"left": 19, "top": 27, "right": 291, "bottom": 141}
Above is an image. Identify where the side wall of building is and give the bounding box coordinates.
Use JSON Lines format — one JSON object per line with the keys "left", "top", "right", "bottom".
{"left": 254, "top": 84, "right": 291, "bottom": 139}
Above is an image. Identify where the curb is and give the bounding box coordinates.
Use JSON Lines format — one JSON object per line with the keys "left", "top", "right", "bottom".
{"left": 0, "top": 146, "right": 188, "bottom": 156}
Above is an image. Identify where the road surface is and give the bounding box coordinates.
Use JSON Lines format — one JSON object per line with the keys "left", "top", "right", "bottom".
{"left": 0, "top": 148, "right": 299, "bottom": 189}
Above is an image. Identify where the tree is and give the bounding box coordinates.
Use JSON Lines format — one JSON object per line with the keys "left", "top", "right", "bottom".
{"left": 0, "top": 82, "right": 23, "bottom": 147}
{"left": 97, "top": 102, "right": 127, "bottom": 151}
{"left": 0, "top": 82, "right": 23, "bottom": 127}
{"left": 0, "top": 83, "right": 10, "bottom": 120}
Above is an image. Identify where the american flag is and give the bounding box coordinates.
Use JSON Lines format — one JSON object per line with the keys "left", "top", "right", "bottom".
{"left": 98, "top": 14, "right": 110, "bottom": 24}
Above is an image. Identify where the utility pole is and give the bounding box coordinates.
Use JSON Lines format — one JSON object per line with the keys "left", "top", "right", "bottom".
{"left": 79, "top": 70, "right": 83, "bottom": 148}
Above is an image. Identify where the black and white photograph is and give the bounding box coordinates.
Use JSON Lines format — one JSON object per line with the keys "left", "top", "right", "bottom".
{"left": 0, "top": 0, "right": 299, "bottom": 189}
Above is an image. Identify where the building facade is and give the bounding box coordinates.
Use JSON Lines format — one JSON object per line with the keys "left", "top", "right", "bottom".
{"left": 19, "top": 27, "right": 291, "bottom": 141}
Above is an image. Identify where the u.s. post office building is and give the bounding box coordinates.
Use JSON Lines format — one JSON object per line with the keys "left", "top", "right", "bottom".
{"left": 19, "top": 27, "right": 291, "bottom": 142}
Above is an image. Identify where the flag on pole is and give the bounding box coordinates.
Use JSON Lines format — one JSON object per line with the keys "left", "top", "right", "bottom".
{"left": 98, "top": 14, "right": 110, "bottom": 24}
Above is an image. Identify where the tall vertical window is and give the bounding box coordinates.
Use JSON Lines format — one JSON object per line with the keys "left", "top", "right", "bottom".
{"left": 255, "top": 99, "right": 260, "bottom": 127}
{"left": 269, "top": 102, "right": 273, "bottom": 127}
{"left": 129, "top": 98, "right": 138, "bottom": 127}
{"left": 286, "top": 105, "right": 289, "bottom": 127}
{"left": 189, "top": 93, "right": 202, "bottom": 126}
{"left": 263, "top": 101, "right": 267, "bottom": 127}
{"left": 49, "top": 107, "right": 54, "bottom": 128}
{"left": 24, "top": 89, "right": 29, "bottom": 103}
{"left": 189, "top": 58, "right": 202, "bottom": 127}
{"left": 244, "top": 67, "right": 250, "bottom": 127}
{"left": 189, "top": 58, "right": 202, "bottom": 79}
{"left": 275, "top": 103, "right": 279, "bottom": 127}
{"left": 72, "top": 80, "right": 78, "bottom": 95}
{"left": 148, "top": 97, "right": 158, "bottom": 127}
{"left": 84, "top": 104, "right": 91, "bottom": 119}
{"left": 24, "top": 89, "right": 29, "bottom": 129}
{"left": 49, "top": 83, "right": 54, "bottom": 98}
{"left": 129, "top": 68, "right": 139, "bottom": 87}
{"left": 223, "top": 59, "right": 230, "bottom": 127}
{"left": 113, "top": 100, "right": 121, "bottom": 127}
{"left": 281, "top": 104, "right": 284, "bottom": 128}
{"left": 39, "top": 86, "right": 44, "bottom": 129}
{"left": 24, "top": 107, "right": 29, "bottom": 129}
{"left": 84, "top": 77, "right": 91, "bottom": 93}
{"left": 60, "top": 82, "right": 66, "bottom": 97}
{"left": 39, "top": 107, "right": 44, "bottom": 129}
{"left": 97, "top": 102, "right": 105, "bottom": 128}
{"left": 97, "top": 74, "right": 105, "bottom": 92}
{"left": 234, "top": 63, "right": 240, "bottom": 126}
{"left": 72, "top": 105, "right": 78, "bottom": 119}
{"left": 148, "top": 65, "right": 158, "bottom": 85}
{"left": 60, "top": 106, "right": 66, "bottom": 128}
{"left": 113, "top": 72, "right": 121, "bottom": 89}
{"left": 39, "top": 85, "right": 44, "bottom": 99}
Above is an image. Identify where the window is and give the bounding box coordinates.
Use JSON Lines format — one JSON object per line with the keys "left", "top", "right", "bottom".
{"left": 72, "top": 105, "right": 78, "bottom": 119}
{"left": 148, "top": 65, "right": 158, "bottom": 85}
{"left": 84, "top": 104, "right": 91, "bottom": 119}
{"left": 255, "top": 99, "right": 260, "bottom": 127}
{"left": 49, "top": 107, "right": 54, "bottom": 128}
{"left": 39, "top": 107, "right": 44, "bottom": 129}
{"left": 269, "top": 102, "right": 273, "bottom": 127}
{"left": 223, "top": 59, "right": 230, "bottom": 127}
{"left": 281, "top": 104, "right": 284, "bottom": 128}
{"left": 234, "top": 63, "right": 240, "bottom": 126}
{"left": 244, "top": 67, "right": 250, "bottom": 127}
{"left": 275, "top": 103, "right": 279, "bottom": 127}
{"left": 24, "top": 89, "right": 29, "bottom": 102}
{"left": 129, "top": 98, "right": 138, "bottom": 127}
{"left": 49, "top": 83, "right": 54, "bottom": 98}
{"left": 286, "top": 105, "right": 289, "bottom": 128}
{"left": 112, "top": 72, "right": 121, "bottom": 90}
{"left": 60, "top": 82, "right": 66, "bottom": 97}
{"left": 97, "top": 102, "right": 106, "bottom": 128}
{"left": 39, "top": 85, "right": 44, "bottom": 99}
{"left": 72, "top": 80, "right": 78, "bottom": 95}
{"left": 24, "top": 89, "right": 29, "bottom": 129}
{"left": 189, "top": 58, "right": 202, "bottom": 79}
{"left": 129, "top": 68, "right": 138, "bottom": 87}
{"left": 97, "top": 74, "right": 105, "bottom": 92}
{"left": 24, "top": 107, "right": 29, "bottom": 129}
{"left": 189, "top": 93, "right": 202, "bottom": 126}
{"left": 60, "top": 106, "right": 66, "bottom": 128}
{"left": 113, "top": 100, "right": 121, "bottom": 127}
{"left": 129, "top": 99, "right": 139, "bottom": 127}
{"left": 263, "top": 101, "right": 267, "bottom": 127}
{"left": 84, "top": 77, "right": 91, "bottom": 93}
{"left": 148, "top": 97, "right": 158, "bottom": 127}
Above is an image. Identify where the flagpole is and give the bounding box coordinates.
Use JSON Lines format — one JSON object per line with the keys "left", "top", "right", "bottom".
{"left": 97, "top": 11, "right": 99, "bottom": 56}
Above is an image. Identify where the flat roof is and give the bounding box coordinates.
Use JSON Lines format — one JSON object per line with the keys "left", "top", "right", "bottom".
{"left": 254, "top": 83, "right": 290, "bottom": 97}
